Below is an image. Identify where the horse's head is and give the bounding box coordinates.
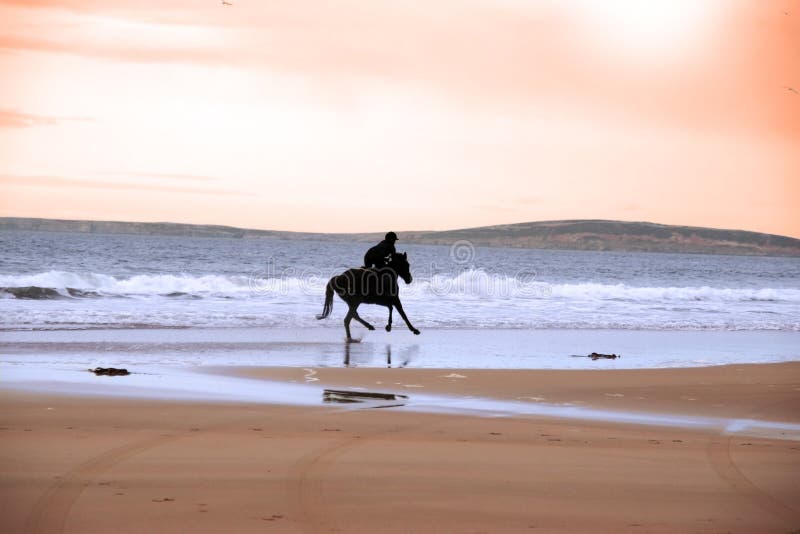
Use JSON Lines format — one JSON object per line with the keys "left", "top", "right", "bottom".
{"left": 387, "top": 252, "right": 412, "bottom": 284}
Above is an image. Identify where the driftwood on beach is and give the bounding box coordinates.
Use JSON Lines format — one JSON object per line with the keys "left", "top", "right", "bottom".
{"left": 88, "top": 367, "right": 130, "bottom": 376}
{"left": 323, "top": 389, "right": 408, "bottom": 404}
{"left": 571, "top": 353, "right": 620, "bottom": 361}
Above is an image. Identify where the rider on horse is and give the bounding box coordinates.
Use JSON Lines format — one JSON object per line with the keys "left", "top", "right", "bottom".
{"left": 363, "top": 232, "right": 398, "bottom": 269}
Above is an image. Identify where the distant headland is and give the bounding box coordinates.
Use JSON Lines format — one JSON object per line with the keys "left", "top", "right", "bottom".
{"left": 2, "top": 217, "right": 799, "bottom": 257}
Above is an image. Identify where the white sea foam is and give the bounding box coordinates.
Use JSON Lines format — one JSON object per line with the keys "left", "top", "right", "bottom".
{"left": 1, "top": 269, "right": 799, "bottom": 330}
{"left": 2, "top": 269, "right": 798, "bottom": 303}
{"left": 0, "top": 270, "right": 253, "bottom": 297}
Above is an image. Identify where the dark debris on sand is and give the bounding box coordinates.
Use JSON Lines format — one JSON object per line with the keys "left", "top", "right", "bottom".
{"left": 89, "top": 367, "right": 131, "bottom": 376}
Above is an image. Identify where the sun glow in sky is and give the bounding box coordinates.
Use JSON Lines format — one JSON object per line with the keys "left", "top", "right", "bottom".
{"left": 0, "top": 0, "right": 798, "bottom": 236}
{"left": 575, "top": 0, "right": 719, "bottom": 56}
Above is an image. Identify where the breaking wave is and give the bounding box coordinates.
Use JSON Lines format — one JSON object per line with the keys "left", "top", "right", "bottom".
{"left": 1, "top": 270, "right": 799, "bottom": 304}
{"left": 0, "top": 286, "right": 100, "bottom": 299}
{"left": 0, "top": 271, "right": 253, "bottom": 299}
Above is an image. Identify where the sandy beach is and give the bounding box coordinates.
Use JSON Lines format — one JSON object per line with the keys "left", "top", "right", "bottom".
{"left": 2, "top": 363, "right": 799, "bottom": 533}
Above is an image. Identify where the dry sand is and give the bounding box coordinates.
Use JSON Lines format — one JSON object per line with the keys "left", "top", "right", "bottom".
{"left": 2, "top": 363, "right": 799, "bottom": 533}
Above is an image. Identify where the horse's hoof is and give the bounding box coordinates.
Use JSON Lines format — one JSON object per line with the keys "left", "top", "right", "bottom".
{"left": 412, "top": 329, "right": 420, "bottom": 335}
{"left": 385, "top": 325, "right": 392, "bottom": 332}
{"left": 367, "top": 325, "right": 375, "bottom": 331}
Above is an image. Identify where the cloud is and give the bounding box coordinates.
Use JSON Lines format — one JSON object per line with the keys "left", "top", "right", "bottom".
{"left": 0, "top": 174, "right": 248, "bottom": 196}
{"left": 0, "top": 32, "right": 228, "bottom": 65}
{"left": 0, "top": 0, "right": 204, "bottom": 21}
{"left": 0, "top": 109, "right": 92, "bottom": 128}
{"left": 99, "top": 171, "right": 217, "bottom": 182}
{"left": 3, "top": 0, "right": 795, "bottom": 142}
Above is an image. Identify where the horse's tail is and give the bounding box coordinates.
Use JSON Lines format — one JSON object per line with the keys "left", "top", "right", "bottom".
{"left": 316, "top": 278, "right": 335, "bottom": 320}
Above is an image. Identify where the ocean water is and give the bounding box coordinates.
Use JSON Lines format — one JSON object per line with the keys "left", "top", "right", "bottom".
{"left": 1, "top": 230, "right": 799, "bottom": 332}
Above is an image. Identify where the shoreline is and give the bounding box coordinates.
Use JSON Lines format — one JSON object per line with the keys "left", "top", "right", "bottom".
{"left": 3, "top": 327, "right": 799, "bottom": 370}
{"left": 2, "top": 362, "right": 799, "bottom": 439}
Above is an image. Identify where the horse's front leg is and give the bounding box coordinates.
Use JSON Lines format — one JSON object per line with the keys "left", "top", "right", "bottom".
{"left": 385, "top": 305, "right": 393, "bottom": 332}
{"left": 393, "top": 298, "right": 420, "bottom": 335}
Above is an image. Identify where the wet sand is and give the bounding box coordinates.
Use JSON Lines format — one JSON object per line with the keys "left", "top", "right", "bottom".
{"left": 227, "top": 363, "right": 800, "bottom": 422}
{"left": 2, "top": 363, "right": 800, "bottom": 533}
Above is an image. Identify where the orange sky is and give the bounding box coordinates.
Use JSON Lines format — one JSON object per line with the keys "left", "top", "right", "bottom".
{"left": 0, "top": 0, "right": 798, "bottom": 236}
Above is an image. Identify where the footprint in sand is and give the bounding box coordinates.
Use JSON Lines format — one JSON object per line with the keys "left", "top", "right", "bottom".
{"left": 303, "top": 368, "right": 319, "bottom": 383}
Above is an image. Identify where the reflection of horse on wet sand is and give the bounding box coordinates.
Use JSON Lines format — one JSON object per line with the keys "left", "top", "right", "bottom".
{"left": 342, "top": 343, "right": 418, "bottom": 368}
{"left": 316, "top": 252, "right": 420, "bottom": 342}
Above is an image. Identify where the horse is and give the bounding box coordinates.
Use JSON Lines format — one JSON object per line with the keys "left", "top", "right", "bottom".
{"left": 316, "top": 252, "right": 421, "bottom": 341}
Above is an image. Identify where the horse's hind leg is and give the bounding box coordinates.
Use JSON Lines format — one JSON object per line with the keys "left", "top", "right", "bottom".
{"left": 385, "top": 305, "right": 393, "bottom": 332}
{"left": 352, "top": 305, "right": 375, "bottom": 331}
{"left": 344, "top": 307, "right": 355, "bottom": 341}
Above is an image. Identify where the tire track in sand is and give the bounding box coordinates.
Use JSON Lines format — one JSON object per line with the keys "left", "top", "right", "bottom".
{"left": 706, "top": 398, "right": 800, "bottom": 526}
{"left": 23, "top": 432, "right": 180, "bottom": 534}
{"left": 23, "top": 405, "right": 336, "bottom": 534}
{"left": 287, "top": 419, "right": 424, "bottom": 534}
{"left": 706, "top": 435, "right": 799, "bottom": 525}
{"left": 21, "top": 410, "right": 287, "bottom": 534}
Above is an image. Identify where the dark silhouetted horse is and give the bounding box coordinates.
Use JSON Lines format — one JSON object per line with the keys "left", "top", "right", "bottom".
{"left": 316, "top": 252, "right": 420, "bottom": 341}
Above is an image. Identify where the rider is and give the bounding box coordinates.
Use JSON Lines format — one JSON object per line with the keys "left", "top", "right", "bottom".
{"left": 363, "top": 232, "right": 398, "bottom": 269}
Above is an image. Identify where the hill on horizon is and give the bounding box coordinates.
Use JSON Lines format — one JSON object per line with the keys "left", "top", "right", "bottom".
{"left": 1, "top": 217, "right": 799, "bottom": 257}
